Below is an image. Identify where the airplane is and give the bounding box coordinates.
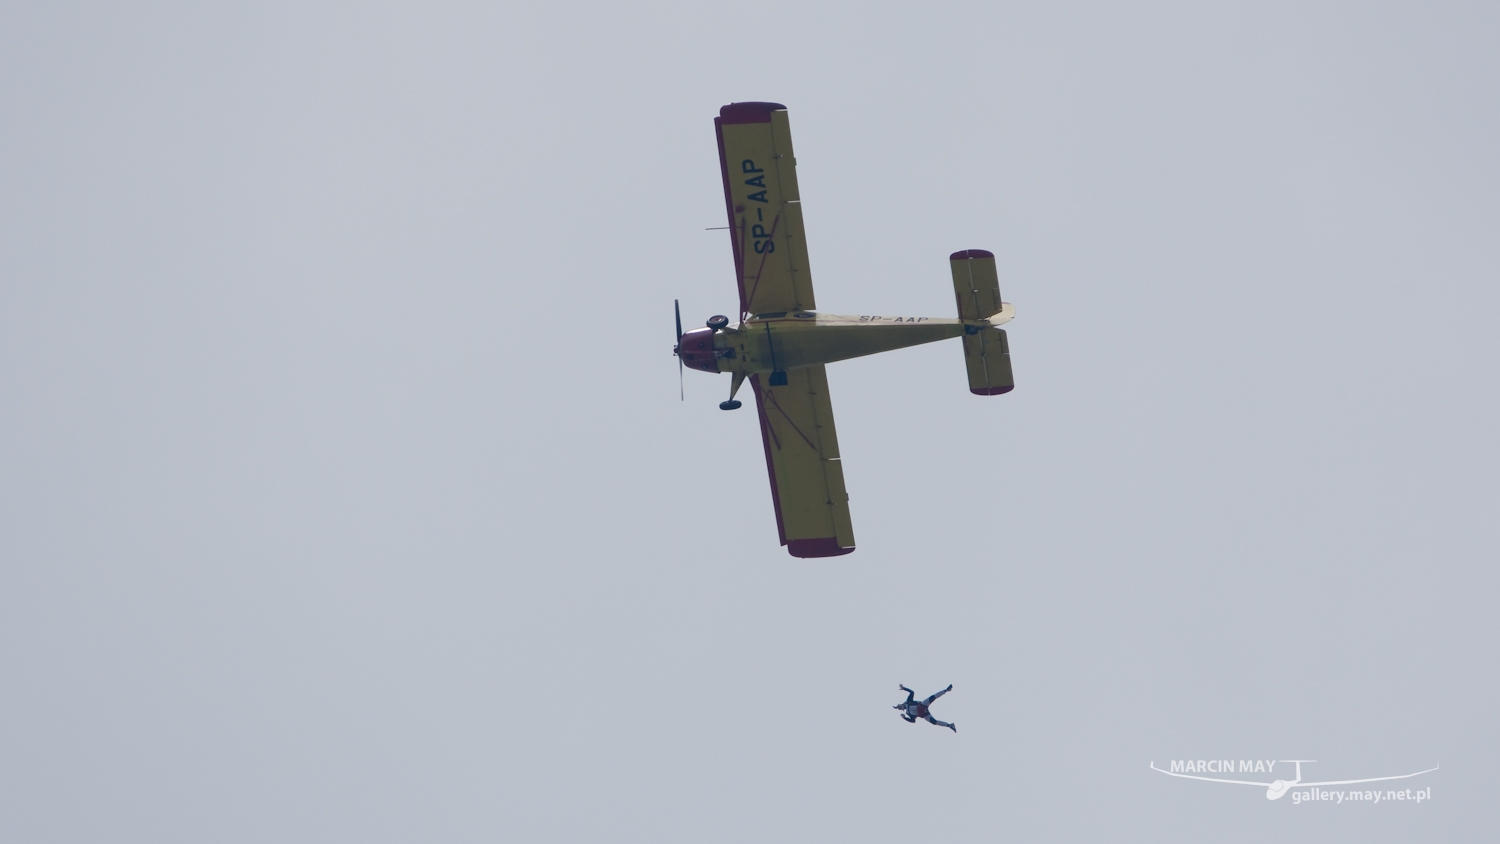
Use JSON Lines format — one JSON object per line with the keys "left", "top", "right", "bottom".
{"left": 1149, "top": 760, "right": 1440, "bottom": 800}
{"left": 673, "top": 101, "right": 1016, "bottom": 558}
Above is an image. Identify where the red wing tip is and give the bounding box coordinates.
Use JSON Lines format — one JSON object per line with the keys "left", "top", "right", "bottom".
{"left": 786, "top": 538, "right": 855, "bottom": 558}
{"left": 971, "top": 385, "right": 1015, "bottom": 395}
{"left": 720, "top": 102, "right": 787, "bottom": 124}
{"left": 950, "top": 249, "right": 995, "bottom": 260}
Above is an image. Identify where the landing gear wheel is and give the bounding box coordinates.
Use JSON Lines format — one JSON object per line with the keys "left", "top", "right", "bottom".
{"left": 707, "top": 315, "right": 730, "bottom": 331}
{"left": 719, "top": 400, "right": 742, "bottom": 411}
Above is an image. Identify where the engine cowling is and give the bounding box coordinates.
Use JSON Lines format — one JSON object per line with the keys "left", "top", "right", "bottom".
{"left": 676, "top": 327, "right": 721, "bottom": 373}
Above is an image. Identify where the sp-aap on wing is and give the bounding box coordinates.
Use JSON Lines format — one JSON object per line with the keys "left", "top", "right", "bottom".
{"left": 673, "top": 102, "right": 1017, "bottom": 558}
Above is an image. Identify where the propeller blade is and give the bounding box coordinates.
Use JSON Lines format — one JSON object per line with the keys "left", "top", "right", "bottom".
{"left": 675, "top": 299, "right": 683, "bottom": 341}
{"left": 675, "top": 299, "right": 683, "bottom": 400}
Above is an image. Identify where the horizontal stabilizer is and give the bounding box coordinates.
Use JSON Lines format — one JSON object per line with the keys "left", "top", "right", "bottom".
{"left": 963, "top": 327, "right": 1014, "bottom": 395}
{"left": 950, "top": 249, "right": 1003, "bottom": 320}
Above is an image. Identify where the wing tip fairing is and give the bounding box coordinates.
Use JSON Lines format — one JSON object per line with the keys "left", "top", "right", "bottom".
{"left": 786, "top": 537, "right": 855, "bottom": 558}
{"left": 949, "top": 248, "right": 994, "bottom": 260}
{"left": 719, "top": 101, "right": 787, "bottom": 124}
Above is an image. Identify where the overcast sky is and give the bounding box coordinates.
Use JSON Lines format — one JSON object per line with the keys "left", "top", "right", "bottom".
{"left": 3, "top": 2, "right": 1497, "bottom": 841}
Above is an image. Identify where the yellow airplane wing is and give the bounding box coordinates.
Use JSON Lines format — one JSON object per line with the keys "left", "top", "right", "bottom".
{"left": 750, "top": 367, "right": 854, "bottom": 557}
{"left": 716, "top": 102, "right": 815, "bottom": 318}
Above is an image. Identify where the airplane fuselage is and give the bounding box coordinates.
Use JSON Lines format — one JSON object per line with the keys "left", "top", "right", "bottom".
{"left": 677, "top": 306, "right": 1015, "bottom": 376}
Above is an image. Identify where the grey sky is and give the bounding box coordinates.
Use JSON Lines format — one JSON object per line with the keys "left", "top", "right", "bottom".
{"left": 3, "top": 2, "right": 1497, "bottom": 841}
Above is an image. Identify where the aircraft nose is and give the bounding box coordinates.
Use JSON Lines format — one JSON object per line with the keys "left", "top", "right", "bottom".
{"left": 677, "top": 327, "right": 719, "bottom": 373}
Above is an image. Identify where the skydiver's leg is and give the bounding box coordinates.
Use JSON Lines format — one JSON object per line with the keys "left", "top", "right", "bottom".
{"left": 922, "top": 684, "right": 953, "bottom": 706}
{"left": 924, "top": 714, "right": 956, "bottom": 732}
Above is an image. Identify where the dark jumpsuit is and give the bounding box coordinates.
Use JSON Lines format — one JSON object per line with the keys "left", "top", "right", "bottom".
{"left": 896, "top": 684, "right": 955, "bottom": 731}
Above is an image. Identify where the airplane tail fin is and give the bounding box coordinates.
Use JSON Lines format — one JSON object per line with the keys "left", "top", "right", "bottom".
{"left": 950, "top": 250, "right": 1014, "bottom": 395}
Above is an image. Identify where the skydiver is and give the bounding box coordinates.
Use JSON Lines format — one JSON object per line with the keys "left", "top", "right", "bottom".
{"left": 894, "top": 684, "right": 956, "bottom": 732}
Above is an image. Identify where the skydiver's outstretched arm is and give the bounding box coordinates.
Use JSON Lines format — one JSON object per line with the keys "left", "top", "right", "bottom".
{"left": 924, "top": 714, "right": 956, "bottom": 732}
{"left": 898, "top": 685, "right": 915, "bottom": 706}
{"left": 902, "top": 713, "right": 917, "bottom": 723}
{"left": 922, "top": 684, "right": 953, "bottom": 706}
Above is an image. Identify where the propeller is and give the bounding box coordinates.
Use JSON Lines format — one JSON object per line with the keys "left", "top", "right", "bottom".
{"left": 674, "top": 299, "right": 683, "bottom": 400}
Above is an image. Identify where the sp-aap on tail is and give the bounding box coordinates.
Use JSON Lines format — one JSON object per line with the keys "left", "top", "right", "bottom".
{"left": 950, "top": 250, "right": 1014, "bottom": 395}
